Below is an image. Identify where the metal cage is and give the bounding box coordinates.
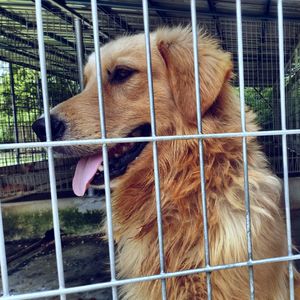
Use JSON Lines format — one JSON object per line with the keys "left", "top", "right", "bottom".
{"left": 0, "top": 0, "right": 300, "bottom": 299}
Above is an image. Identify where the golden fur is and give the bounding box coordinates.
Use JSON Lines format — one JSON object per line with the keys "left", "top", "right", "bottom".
{"left": 51, "top": 27, "right": 299, "bottom": 299}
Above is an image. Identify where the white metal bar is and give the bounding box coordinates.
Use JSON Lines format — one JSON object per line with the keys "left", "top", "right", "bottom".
{"left": 1, "top": 129, "right": 300, "bottom": 151}
{"left": 277, "top": 0, "right": 294, "bottom": 298}
{"left": 90, "top": 1, "right": 118, "bottom": 299}
{"left": 74, "top": 18, "right": 84, "bottom": 91}
{"left": 2, "top": 254, "right": 300, "bottom": 300}
{"left": 236, "top": 1, "right": 255, "bottom": 299}
{"left": 190, "top": 1, "right": 212, "bottom": 298}
{"left": 142, "top": 1, "right": 167, "bottom": 299}
{"left": 0, "top": 203, "right": 9, "bottom": 296}
{"left": 35, "top": 2, "right": 66, "bottom": 300}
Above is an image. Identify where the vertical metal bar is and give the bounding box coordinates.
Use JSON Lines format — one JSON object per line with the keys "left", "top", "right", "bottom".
{"left": 142, "top": 0, "right": 167, "bottom": 299}
{"left": 9, "top": 63, "right": 20, "bottom": 164}
{"left": 235, "top": 1, "right": 255, "bottom": 299}
{"left": 74, "top": 18, "right": 84, "bottom": 91}
{"left": 277, "top": 1, "right": 294, "bottom": 298}
{"left": 190, "top": 1, "right": 212, "bottom": 299}
{"left": 35, "top": 2, "right": 66, "bottom": 299}
{"left": 0, "top": 203, "right": 9, "bottom": 296}
{"left": 90, "top": 1, "right": 118, "bottom": 299}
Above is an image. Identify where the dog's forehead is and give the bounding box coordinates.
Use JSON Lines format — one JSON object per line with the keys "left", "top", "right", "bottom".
{"left": 103, "top": 33, "right": 146, "bottom": 54}
{"left": 84, "top": 32, "right": 158, "bottom": 81}
{"left": 101, "top": 33, "right": 151, "bottom": 67}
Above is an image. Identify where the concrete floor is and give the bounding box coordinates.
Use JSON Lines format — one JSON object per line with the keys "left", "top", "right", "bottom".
{"left": 5, "top": 234, "right": 112, "bottom": 300}
{"left": 1, "top": 196, "right": 113, "bottom": 299}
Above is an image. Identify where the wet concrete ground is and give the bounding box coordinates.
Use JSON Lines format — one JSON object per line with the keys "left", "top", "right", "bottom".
{"left": 5, "top": 233, "right": 112, "bottom": 300}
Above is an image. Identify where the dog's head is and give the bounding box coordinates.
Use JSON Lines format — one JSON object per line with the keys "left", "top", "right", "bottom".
{"left": 32, "top": 26, "right": 232, "bottom": 196}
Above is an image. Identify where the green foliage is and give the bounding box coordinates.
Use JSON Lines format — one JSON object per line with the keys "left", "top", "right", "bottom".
{"left": 3, "top": 208, "right": 103, "bottom": 240}
{"left": 243, "top": 87, "right": 274, "bottom": 129}
{"left": 0, "top": 62, "right": 79, "bottom": 164}
{"left": 0, "top": 65, "right": 39, "bottom": 115}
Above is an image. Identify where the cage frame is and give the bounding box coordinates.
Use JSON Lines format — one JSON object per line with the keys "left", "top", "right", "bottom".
{"left": 0, "top": 0, "right": 299, "bottom": 299}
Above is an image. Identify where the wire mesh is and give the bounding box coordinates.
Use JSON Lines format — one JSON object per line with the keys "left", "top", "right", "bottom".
{"left": 0, "top": 6, "right": 80, "bottom": 201}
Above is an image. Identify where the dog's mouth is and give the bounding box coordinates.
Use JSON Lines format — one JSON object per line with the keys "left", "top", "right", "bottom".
{"left": 72, "top": 123, "right": 151, "bottom": 196}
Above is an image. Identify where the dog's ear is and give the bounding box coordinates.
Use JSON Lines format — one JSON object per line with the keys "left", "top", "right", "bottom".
{"left": 156, "top": 27, "right": 233, "bottom": 124}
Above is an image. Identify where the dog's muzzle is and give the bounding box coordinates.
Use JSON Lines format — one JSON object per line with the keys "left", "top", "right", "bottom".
{"left": 32, "top": 115, "right": 66, "bottom": 141}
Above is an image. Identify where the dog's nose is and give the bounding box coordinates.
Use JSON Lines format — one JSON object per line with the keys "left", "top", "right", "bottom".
{"left": 32, "top": 115, "right": 65, "bottom": 141}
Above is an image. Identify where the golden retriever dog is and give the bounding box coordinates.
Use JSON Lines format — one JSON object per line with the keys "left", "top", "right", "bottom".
{"left": 32, "top": 27, "right": 299, "bottom": 299}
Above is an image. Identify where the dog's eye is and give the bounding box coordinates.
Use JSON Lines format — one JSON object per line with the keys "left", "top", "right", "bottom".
{"left": 110, "top": 67, "right": 136, "bottom": 84}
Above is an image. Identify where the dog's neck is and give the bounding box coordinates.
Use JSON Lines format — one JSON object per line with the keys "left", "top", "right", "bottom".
{"left": 110, "top": 85, "right": 250, "bottom": 241}
{"left": 111, "top": 132, "right": 246, "bottom": 241}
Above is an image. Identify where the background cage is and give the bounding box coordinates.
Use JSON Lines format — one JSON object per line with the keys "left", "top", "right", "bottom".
{"left": 0, "top": 0, "right": 299, "bottom": 299}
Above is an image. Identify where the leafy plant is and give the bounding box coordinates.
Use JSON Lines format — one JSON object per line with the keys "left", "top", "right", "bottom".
{"left": 0, "top": 62, "right": 79, "bottom": 165}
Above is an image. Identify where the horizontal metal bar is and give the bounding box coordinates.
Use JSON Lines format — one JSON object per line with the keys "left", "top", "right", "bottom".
{"left": 2, "top": 254, "right": 300, "bottom": 300}
{"left": 1, "top": 129, "right": 300, "bottom": 150}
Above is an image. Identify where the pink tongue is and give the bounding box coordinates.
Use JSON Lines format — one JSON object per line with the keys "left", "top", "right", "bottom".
{"left": 72, "top": 153, "right": 103, "bottom": 196}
